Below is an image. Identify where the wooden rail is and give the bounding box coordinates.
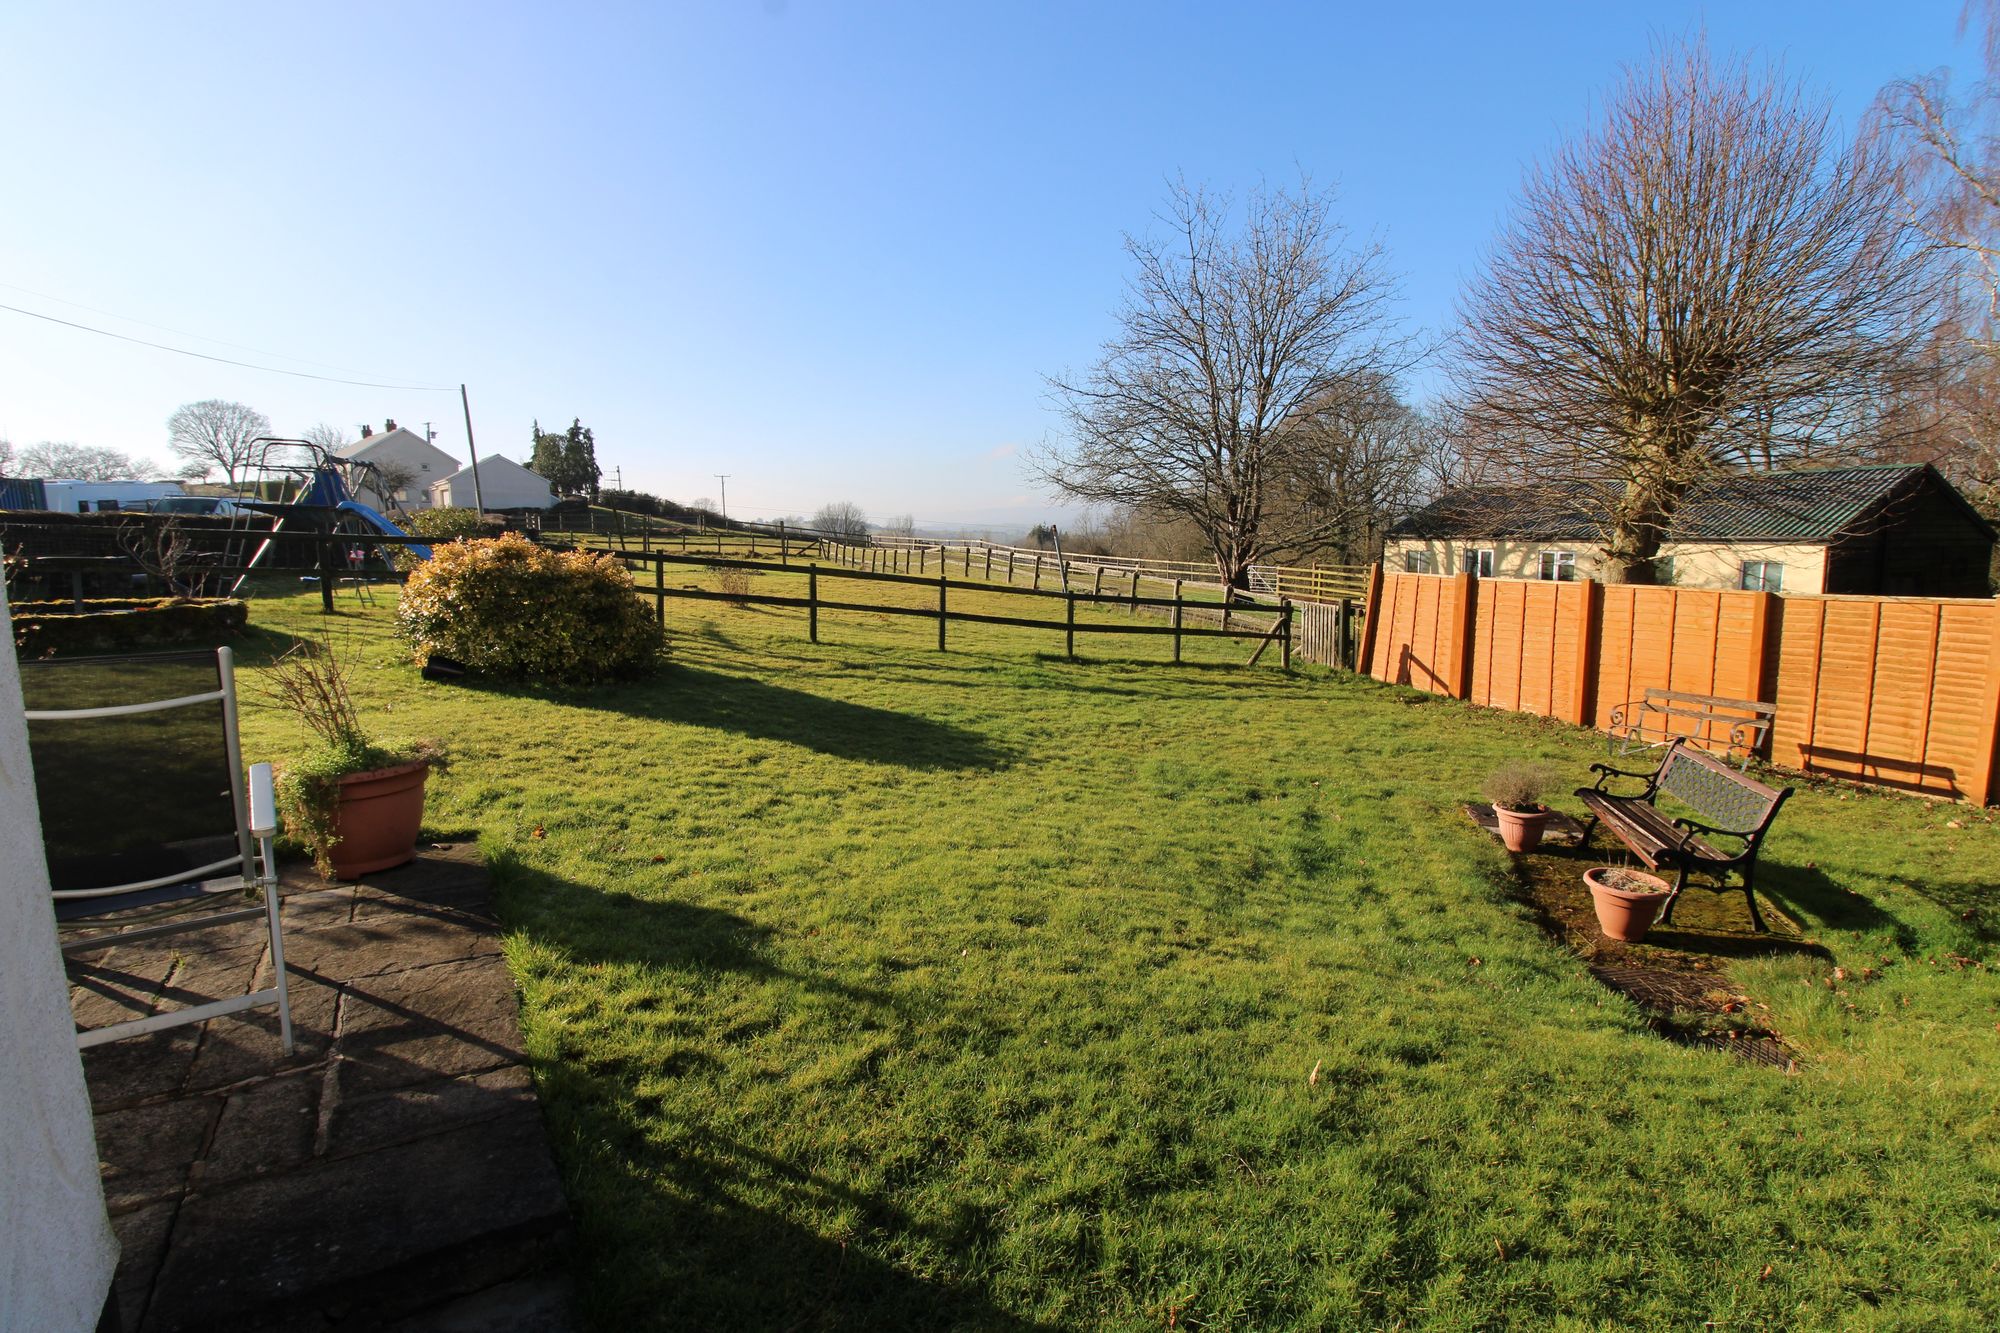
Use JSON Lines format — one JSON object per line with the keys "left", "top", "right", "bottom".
{"left": 566, "top": 544, "right": 1295, "bottom": 668}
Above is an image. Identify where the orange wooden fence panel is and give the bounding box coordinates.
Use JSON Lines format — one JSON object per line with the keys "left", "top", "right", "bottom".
{"left": 1362, "top": 568, "right": 2000, "bottom": 805}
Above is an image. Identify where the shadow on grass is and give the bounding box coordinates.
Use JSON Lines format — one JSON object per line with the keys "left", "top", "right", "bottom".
{"left": 541, "top": 1053, "right": 1061, "bottom": 1332}
{"left": 1754, "top": 862, "right": 1923, "bottom": 951}
{"left": 594, "top": 665, "right": 1010, "bottom": 770}
{"left": 489, "top": 849, "right": 890, "bottom": 1008}
{"left": 491, "top": 855, "right": 1054, "bottom": 1330}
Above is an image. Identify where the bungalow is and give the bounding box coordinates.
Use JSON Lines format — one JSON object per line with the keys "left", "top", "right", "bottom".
{"left": 335, "top": 425, "right": 461, "bottom": 509}
{"left": 427, "top": 455, "right": 556, "bottom": 511}
{"left": 1385, "top": 464, "right": 1995, "bottom": 597}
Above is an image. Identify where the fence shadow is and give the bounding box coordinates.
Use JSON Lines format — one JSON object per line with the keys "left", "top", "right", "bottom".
{"left": 1753, "top": 861, "right": 1921, "bottom": 951}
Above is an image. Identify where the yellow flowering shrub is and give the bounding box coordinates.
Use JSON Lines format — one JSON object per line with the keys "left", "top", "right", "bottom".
{"left": 397, "top": 533, "right": 664, "bottom": 682}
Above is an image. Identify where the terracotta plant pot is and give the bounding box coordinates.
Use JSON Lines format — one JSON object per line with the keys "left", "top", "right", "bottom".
{"left": 328, "top": 760, "right": 430, "bottom": 879}
{"left": 1493, "top": 804, "right": 1553, "bottom": 853}
{"left": 1586, "top": 866, "right": 1674, "bottom": 942}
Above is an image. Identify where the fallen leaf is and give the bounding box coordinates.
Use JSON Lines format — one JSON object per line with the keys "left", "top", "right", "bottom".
{"left": 1309, "top": 1060, "right": 1322, "bottom": 1087}
{"left": 1494, "top": 1238, "right": 1507, "bottom": 1261}
{"left": 1759, "top": 1264, "right": 1773, "bottom": 1282}
{"left": 531, "top": 825, "right": 546, "bottom": 839}
{"left": 651, "top": 854, "right": 666, "bottom": 863}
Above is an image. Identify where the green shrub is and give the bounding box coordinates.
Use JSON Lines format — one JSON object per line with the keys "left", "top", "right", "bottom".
{"left": 400, "top": 506, "right": 489, "bottom": 543}
{"left": 397, "top": 533, "right": 664, "bottom": 683}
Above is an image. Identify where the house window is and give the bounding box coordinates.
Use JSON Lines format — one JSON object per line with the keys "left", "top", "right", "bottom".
{"left": 96, "top": 500, "right": 121, "bottom": 512}
{"left": 1405, "top": 549, "right": 1434, "bottom": 574}
{"left": 1469, "top": 548, "right": 1495, "bottom": 578}
{"left": 1538, "top": 550, "right": 1576, "bottom": 581}
{"left": 1740, "top": 560, "right": 1784, "bottom": 592}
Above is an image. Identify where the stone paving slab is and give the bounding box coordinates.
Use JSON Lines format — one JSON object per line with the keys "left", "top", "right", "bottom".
{"left": 70, "top": 845, "right": 574, "bottom": 1332}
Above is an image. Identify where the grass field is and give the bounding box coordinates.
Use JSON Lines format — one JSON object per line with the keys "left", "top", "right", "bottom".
{"left": 233, "top": 579, "right": 2000, "bottom": 1331}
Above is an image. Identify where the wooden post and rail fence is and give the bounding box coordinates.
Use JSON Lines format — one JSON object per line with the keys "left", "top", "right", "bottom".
{"left": 574, "top": 545, "right": 1296, "bottom": 668}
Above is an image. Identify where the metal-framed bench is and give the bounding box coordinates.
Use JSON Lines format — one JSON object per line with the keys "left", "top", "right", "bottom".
{"left": 1575, "top": 740, "right": 1792, "bottom": 932}
{"left": 1607, "top": 688, "right": 1776, "bottom": 771}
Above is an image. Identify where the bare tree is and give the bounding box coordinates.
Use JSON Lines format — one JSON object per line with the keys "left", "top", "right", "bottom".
{"left": 1264, "top": 375, "right": 1430, "bottom": 566}
{"left": 812, "top": 501, "right": 871, "bottom": 541}
{"left": 1873, "top": 2, "right": 2000, "bottom": 514}
{"left": 0, "top": 439, "right": 14, "bottom": 477}
{"left": 1043, "top": 179, "right": 1419, "bottom": 587}
{"left": 1457, "top": 41, "right": 1944, "bottom": 582}
{"left": 302, "top": 422, "right": 353, "bottom": 455}
{"left": 18, "top": 442, "right": 165, "bottom": 481}
{"left": 880, "top": 513, "right": 917, "bottom": 537}
{"left": 358, "top": 460, "right": 420, "bottom": 508}
{"left": 167, "top": 400, "right": 271, "bottom": 487}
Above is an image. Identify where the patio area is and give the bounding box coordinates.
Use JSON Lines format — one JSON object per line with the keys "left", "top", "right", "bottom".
{"left": 69, "top": 844, "right": 573, "bottom": 1333}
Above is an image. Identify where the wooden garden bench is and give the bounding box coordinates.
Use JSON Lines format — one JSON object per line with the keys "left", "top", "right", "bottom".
{"left": 1607, "top": 688, "right": 1775, "bottom": 771}
{"left": 1575, "top": 741, "right": 1793, "bottom": 932}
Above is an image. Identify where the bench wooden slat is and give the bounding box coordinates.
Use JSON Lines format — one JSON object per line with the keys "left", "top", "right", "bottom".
{"left": 1639, "top": 688, "right": 1777, "bottom": 716}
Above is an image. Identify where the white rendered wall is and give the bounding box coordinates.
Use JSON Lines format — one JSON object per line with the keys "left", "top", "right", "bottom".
{"left": 0, "top": 580, "right": 118, "bottom": 1330}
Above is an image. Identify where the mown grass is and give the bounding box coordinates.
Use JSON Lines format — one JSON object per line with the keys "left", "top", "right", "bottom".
{"left": 233, "top": 582, "right": 2000, "bottom": 1331}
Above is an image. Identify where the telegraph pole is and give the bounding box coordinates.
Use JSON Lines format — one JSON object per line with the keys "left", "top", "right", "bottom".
{"left": 459, "top": 384, "right": 486, "bottom": 513}
{"left": 715, "top": 474, "right": 730, "bottom": 520}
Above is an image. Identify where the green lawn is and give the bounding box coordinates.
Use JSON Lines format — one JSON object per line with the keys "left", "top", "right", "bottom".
{"left": 234, "top": 582, "right": 2000, "bottom": 1331}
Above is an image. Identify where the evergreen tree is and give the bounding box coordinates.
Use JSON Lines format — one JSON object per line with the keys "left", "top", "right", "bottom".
{"left": 561, "top": 418, "right": 601, "bottom": 500}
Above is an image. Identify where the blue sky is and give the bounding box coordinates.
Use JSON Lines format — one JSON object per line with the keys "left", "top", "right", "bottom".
{"left": 0, "top": 2, "right": 1975, "bottom": 529}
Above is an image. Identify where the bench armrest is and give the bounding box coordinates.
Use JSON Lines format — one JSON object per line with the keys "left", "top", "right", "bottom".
{"left": 1672, "top": 815, "right": 1754, "bottom": 850}
{"left": 1585, "top": 761, "right": 1658, "bottom": 794}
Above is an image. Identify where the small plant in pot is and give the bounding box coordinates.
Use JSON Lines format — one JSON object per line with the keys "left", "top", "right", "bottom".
{"left": 1483, "top": 761, "right": 1560, "bottom": 853}
{"left": 1585, "top": 865, "right": 1675, "bottom": 942}
{"left": 267, "top": 636, "right": 443, "bottom": 880}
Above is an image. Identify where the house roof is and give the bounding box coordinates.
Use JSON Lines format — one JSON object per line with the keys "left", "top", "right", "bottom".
{"left": 337, "top": 428, "right": 461, "bottom": 470}
{"left": 430, "top": 454, "right": 546, "bottom": 486}
{"left": 1389, "top": 464, "right": 1993, "bottom": 545}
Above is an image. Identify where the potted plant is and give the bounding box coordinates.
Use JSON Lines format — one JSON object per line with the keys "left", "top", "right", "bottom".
{"left": 267, "top": 636, "right": 442, "bottom": 880}
{"left": 1585, "top": 866, "right": 1675, "bottom": 942}
{"left": 1483, "top": 761, "right": 1559, "bottom": 852}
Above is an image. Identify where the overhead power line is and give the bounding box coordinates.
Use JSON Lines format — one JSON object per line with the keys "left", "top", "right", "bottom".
{"left": 0, "top": 280, "right": 409, "bottom": 378}
{"left": 0, "top": 299, "right": 456, "bottom": 392}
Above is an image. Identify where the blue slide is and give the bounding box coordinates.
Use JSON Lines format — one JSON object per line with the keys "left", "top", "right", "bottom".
{"left": 336, "top": 500, "right": 431, "bottom": 561}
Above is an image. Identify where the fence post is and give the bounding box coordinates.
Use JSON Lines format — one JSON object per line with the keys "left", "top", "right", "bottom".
{"left": 1033, "top": 554, "right": 1043, "bottom": 590}
{"left": 1975, "top": 594, "right": 2000, "bottom": 805}
{"left": 1570, "top": 578, "right": 1599, "bottom": 726}
{"left": 1445, "top": 568, "right": 1476, "bottom": 699}
{"left": 920, "top": 547, "right": 927, "bottom": 575}
{"left": 1092, "top": 566, "right": 1103, "bottom": 598}
{"left": 779, "top": 522, "right": 788, "bottom": 566}
{"left": 1065, "top": 589, "right": 1076, "bottom": 660}
{"left": 1222, "top": 588, "right": 1232, "bottom": 634}
{"left": 1338, "top": 597, "right": 1355, "bottom": 670}
{"left": 1281, "top": 598, "right": 1293, "bottom": 671}
{"left": 654, "top": 558, "right": 664, "bottom": 627}
{"left": 1746, "top": 588, "right": 1777, "bottom": 704}
{"left": 1173, "top": 579, "right": 1184, "bottom": 663}
{"left": 938, "top": 573, "right": 948, "bottom": 652}
{"left": 1130, "top": 569, "right": 1139, "bottom": 615}
{"left": 808, "top": 566, "right": 819, "bottom": 643}
{"left": 1356, "top": 562, "right": 1385, "bottom": 678}
{"left": 318, "top": 536, "right": 337, "bottom": 613}
{"left": 1005, "top": 549, "right": 1013, "bottom": 584}
{"left": 985, "top": 547, "right": 994, "bottom": 580}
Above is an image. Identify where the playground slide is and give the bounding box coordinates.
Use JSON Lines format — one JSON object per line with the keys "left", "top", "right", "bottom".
{"left": 336, "top": 500, "right": 432, "bottom": 561}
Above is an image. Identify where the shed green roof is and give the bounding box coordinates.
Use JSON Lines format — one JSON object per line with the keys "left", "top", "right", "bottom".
{"left": 1390, "top": 464, "right": 1989, "bottom": 545}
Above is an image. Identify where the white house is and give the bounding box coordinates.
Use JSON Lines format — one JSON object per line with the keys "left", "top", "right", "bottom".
{"left": 428, "top": 455, "right": 556, "bottom": 510}
{"left": 335, "top": 426, "right": 461, "bottom": 510}
{"left": 36, "top": 480, "right": 184, "bottom": 513}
